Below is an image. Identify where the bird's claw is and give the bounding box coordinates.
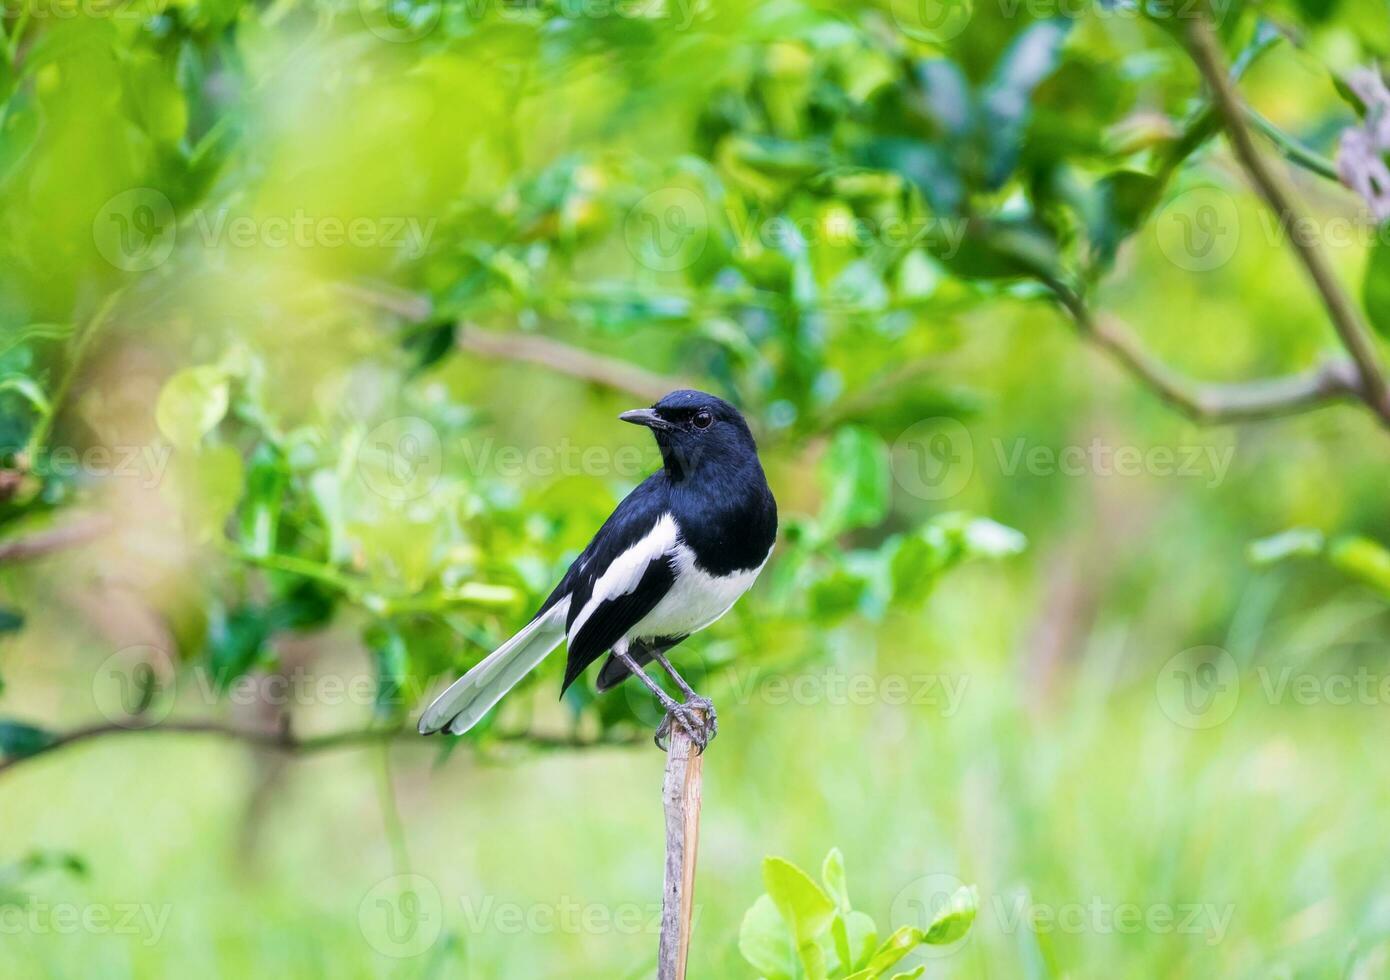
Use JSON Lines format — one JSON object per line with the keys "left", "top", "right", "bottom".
{"left": 654, "top": 698, "right": 718, "bottom": 754}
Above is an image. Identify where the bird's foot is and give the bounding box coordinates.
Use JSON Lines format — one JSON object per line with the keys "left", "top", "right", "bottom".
{"left": 654, "top": 697, "right": 717, "bottom": 754}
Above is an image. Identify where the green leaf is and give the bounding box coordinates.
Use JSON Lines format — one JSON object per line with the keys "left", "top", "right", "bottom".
{"left": 1092, "top": 170, "right": 1164, "bottom": 265}
{"left": 922, "top": 885, "right": 978, "bottom": 944}
{"left": 0, "top": 851, "right": 89, "bottom": 891}
{"left": 1247, "top": 528, "right": 1325, "bottom": 566}
{"left": 171, "top": 444, "right": 244, "bottom": 541}
{"left": 844, "top": 911, "right": 879, "bottom": 972}
{"left": 819, "top": 427, "right": 890, "bottom": 535}
{"left": 739, "top": 894, "right": 795, "bottom": 980}
{"left": 807, "top": 567, "right": 870, "bottom": 624}
{"left": 156, "top": 366, "right": 229, "bottom": 451}
{"left": 0, "top": 323, "right": 73, "bottom": 360}
{"left": 763, "top": 856, "right": 837, "bottom": 945}
{"left": 1363, "top": 237, "right": 1390, "bottom": 338}
{"left": 891, "top": 515, "right": 1025, "bottom": 606}
{"left": 366, "top": 623, "right": 409, "bottom": 717}
{"left": 956, "top": 517, "right": 1027, "bottom": 559}
{"left": 832, "top": 915, "right": 853, "bottom": 976}
{"left": 0, "top": 608, "right": 23, "bottom": 634}
{"left": 861, "top": 887, "right": 977, "bottom": 975}
{"left": 980, "top": 19, "right": 1073, "bottom": 189}
{"left": 207, "top": 605, "right": 271, "bottom": 690}
{"left": 0, "top": 373, "right": 52, "bottom": 419}
{"left": 238, "top": 444, "right": 287, "bottom": 559}
{"left": 890, "top": 970, "right": 925, "bottom": 980}
{"left": 0, "top": 720, "right": 54, "bottom": 759}
{"left": 889, "top": 532, "right": 952, "bottom": 606}
{"left": 821, "top": 848, "right": 850, "bottom": 913}
{"left": 1329, "top": 535, "right": 1390, "bottom": 596}
{"left": 864, "top": 926, "right": 922, "bottom": 976}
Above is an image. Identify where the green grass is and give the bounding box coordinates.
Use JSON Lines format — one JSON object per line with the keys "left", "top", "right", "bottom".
{"left": 4, "top": 575, "right": 1388, "bottom": 978}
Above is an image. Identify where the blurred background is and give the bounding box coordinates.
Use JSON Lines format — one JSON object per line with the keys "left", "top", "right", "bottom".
{"left": 3, "top": 0, "right": 1390, "bottom": 975}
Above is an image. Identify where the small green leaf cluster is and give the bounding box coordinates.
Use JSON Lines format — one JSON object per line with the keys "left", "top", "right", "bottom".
{"left": 740, "top": 848, "right": 976, "bottom": 980}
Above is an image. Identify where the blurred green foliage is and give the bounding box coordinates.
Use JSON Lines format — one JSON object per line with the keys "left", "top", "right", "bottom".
{"left": 2, "top": 0, "right": 1390, "bottom": 975}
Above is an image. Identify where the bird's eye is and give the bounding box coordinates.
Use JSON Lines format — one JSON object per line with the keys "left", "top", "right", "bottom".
{"left": 692, "top": 410, "right": 713, "bottom": 430}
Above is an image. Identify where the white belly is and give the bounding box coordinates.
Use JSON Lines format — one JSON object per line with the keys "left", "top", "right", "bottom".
{"left": 628, "top": 545, "right": 768, "bottom": 640}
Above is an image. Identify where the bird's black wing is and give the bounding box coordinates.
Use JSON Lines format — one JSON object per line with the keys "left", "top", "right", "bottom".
{"left": 560, "top": 555, "right": 676, "bottom": 692}
{"left": 535, "top": 473, "right": 680, "bottom": 693}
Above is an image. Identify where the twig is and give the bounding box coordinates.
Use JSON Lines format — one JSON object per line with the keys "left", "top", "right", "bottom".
{"left": 0, "top": 515, "right": 113, "bottom": 564}
{"left": 1244, "top": 107, "right": 1341, "bottom": 183}
{"left": 0, "top": 718, "right": 640, "bottom": 778}
{"left": 657, "top": 710, "right": 705, "bottom": 980}
{"left": 25, "top": 290, "right": 125, "bottom": 460}
{"left": 1047, "top": 280, "right": 1365, "bottom": 422}
{"left": 457, "top": 325, "right": 685, "bottom": 404}
{"left": 340, "top": 280, "right": 687, "bottom": 402}
{"left": 1186, "top": 16, "right": 1390, "bottom": 423}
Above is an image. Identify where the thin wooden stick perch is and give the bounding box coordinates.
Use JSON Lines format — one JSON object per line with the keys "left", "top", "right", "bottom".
{"left": 657, "top": 709, "right": 705, "bottom": 980}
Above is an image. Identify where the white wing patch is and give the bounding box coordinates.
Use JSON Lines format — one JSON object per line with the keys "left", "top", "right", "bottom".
{"left": 568, "top": 513, "right": 679, "bottom": 641}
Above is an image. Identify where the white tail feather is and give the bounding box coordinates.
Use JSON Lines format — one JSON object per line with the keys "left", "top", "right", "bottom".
{"left": 417, "top": 601, "right": 568, "bottom": 735}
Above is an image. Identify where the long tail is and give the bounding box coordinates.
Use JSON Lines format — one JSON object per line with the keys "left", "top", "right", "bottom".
{"left": 417, "top": 602, "right": 568, "bottom": 735}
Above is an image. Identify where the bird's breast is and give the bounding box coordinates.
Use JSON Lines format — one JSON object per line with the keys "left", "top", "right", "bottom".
{"left": 629, "top": 543, "right": 769, "bottom": 640}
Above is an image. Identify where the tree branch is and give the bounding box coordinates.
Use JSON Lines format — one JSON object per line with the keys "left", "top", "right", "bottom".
{"left": 0, "top": 718, "right": 641, "bottom": 779}
{"left": 0, "top": 515, "right": 112, "bottom": 564}
{"left": 1244, "top": 106, "right": 1341, "bottom": 183}
{"left": 1185, "top": 16, "right": 1390, "bottom": 424}
{"left": 341, "top": 280, "right": 687, "bottom": 403}
{"left": 1047, "top": 280, "right": 1364, "bottom": 422}
{"left": 457, "top": 324, "right": 685, "bottom": 404}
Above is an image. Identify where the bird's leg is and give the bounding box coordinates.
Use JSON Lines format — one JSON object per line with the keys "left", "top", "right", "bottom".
{"left": 611, "top": 649, "right": 707, "bottom": 752}
{"left": 650, "top": 651, "right": 717, "bottom": 747}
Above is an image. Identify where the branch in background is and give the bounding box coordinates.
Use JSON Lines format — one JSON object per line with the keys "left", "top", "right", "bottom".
{"left": 0, "top": 469, "right": 22, "bottom": 502}
{"left": 0, "top": 515, "right": 112, "bottom": 564}
{"left": 457, "top": 325, "right": 686, "bottom": 404}
{"left": 341, "top": 281, "right": 688, "bottom": 403}
{"left": 1048, "top": 280, "right": 1365, "bottom": 422}
{"left": 1185, "top": 16, "right": 1390, "bottom": 424}
{"left": 0, "top": 718, "right": 642, "bottom": 779}
{"left": 1244, "top": 107, "right": 1341, "bottom": 183}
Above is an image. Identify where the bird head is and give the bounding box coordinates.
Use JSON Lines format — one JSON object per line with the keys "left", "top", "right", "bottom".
{"left": 619, "top": 389, "right": 758, "bottom": 480}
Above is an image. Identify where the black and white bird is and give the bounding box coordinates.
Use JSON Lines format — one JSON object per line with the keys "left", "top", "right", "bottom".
{"left": 418, "top": 389, "right": 777, "bottom": 749}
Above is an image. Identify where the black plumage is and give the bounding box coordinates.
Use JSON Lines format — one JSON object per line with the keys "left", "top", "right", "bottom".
{"left": 419, "top": 389, "right": 777, "bottom": 748}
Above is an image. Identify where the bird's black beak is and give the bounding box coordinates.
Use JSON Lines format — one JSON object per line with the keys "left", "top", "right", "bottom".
{"left": 619, "top": 408, "right": 674, "bottom": 431}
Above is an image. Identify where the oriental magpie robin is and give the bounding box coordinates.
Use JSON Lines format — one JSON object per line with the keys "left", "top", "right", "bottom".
{"left": 418, "top": 389, "right": 777, "bottom": 749}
